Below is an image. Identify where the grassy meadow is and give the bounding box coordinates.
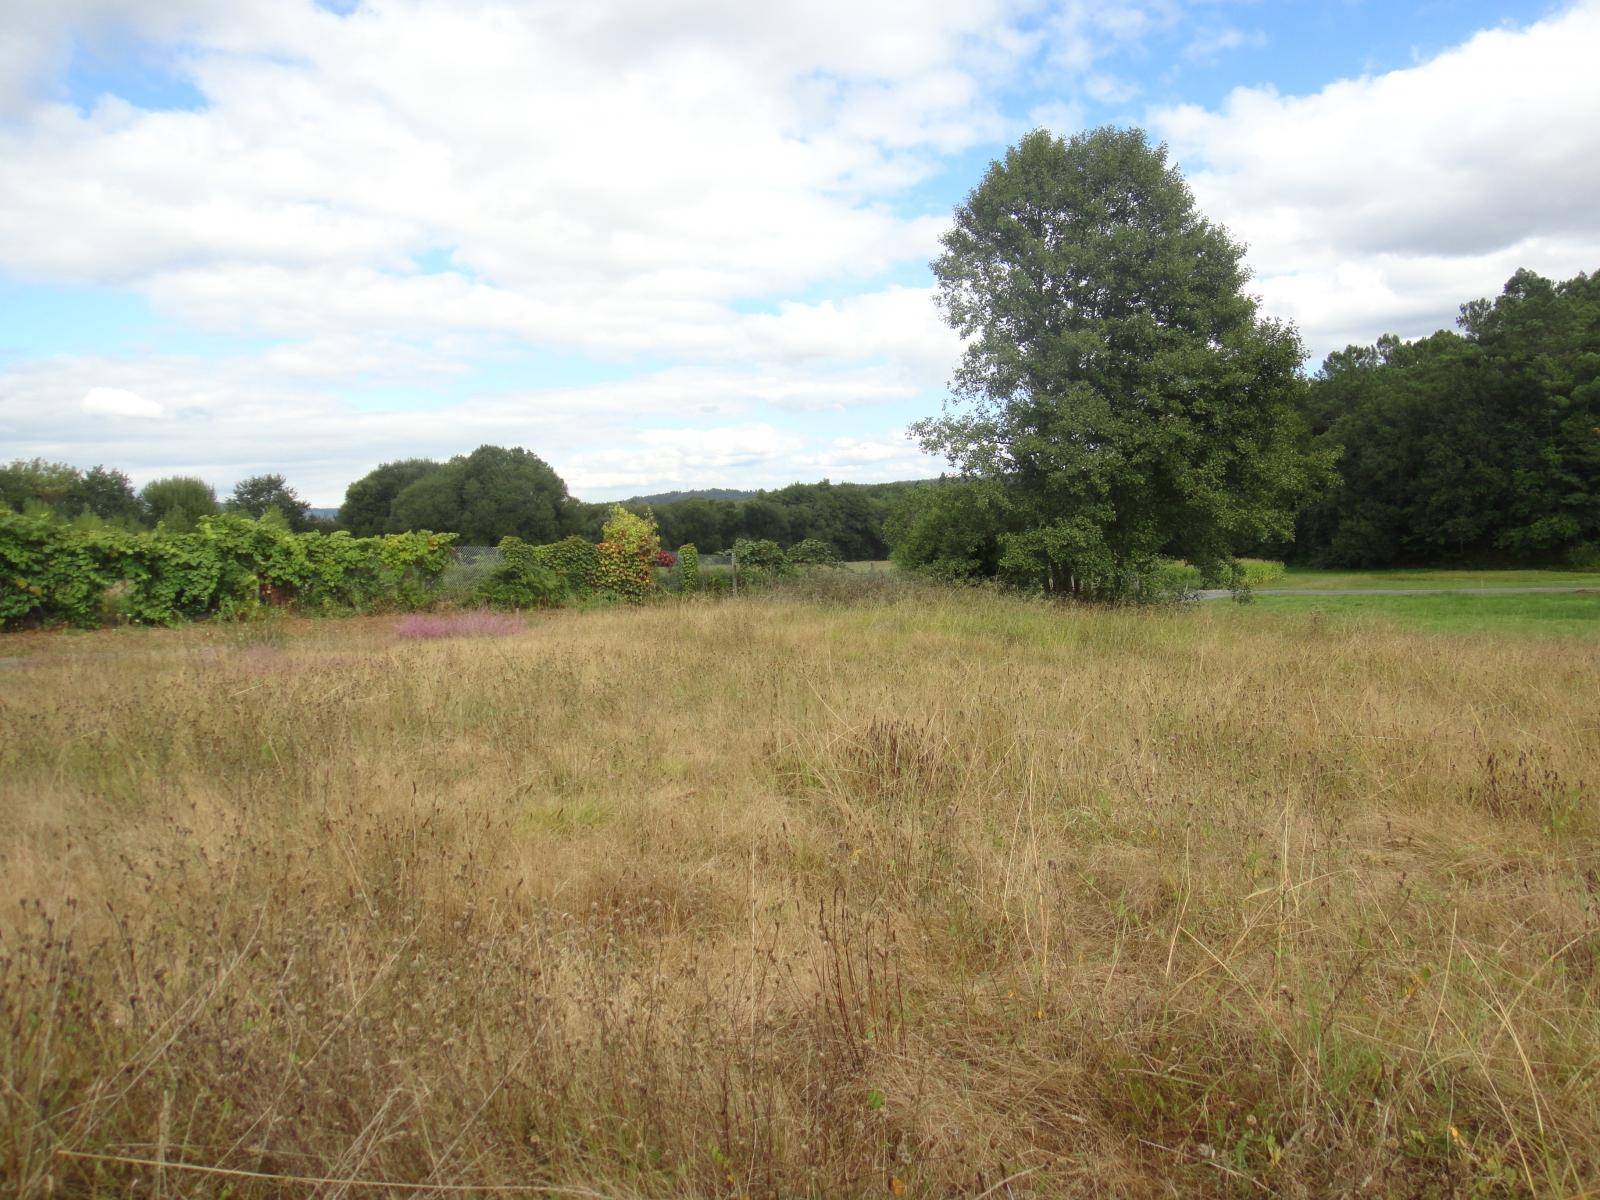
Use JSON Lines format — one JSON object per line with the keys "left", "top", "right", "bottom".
{"left": 4, "top": 588, "right": 1600, "bottom": 1196}
{"left": 1268, "top": 568, "right": 1600, "bottom": 591}
{"left": 1249, "top": 590, "right": 1600, "bottom": 638}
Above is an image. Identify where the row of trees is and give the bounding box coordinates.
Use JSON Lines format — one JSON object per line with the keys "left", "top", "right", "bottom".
{"left": 3, "top": 444, "right": 914, "bottom": 561}
{"left": 337, "top": 446, "right": 915, "bottom": 558}
{"left": 887, "top": 263, "right": 1599, "bottom": 581}
{"left": 613, "top": 480, "right": 915, "bottom": 560}
{"left": 1, "top": 461, "right": 318, "bottom": 534}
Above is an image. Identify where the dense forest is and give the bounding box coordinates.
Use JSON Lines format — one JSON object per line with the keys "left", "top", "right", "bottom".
{"left": 1291, "top": 267, "right": 1599, "bottom": 567}
{"left": 5, "top": 269, "right": 1595, "bottom": 571}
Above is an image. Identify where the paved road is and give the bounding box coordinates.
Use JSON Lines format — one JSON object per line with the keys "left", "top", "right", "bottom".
{"left": 1195, "top": 584, "right": 1597, "bottom": 600}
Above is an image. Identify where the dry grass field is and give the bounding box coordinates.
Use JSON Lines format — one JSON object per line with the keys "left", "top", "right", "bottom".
{"left": 3, "top": 590, "right": 1599, "bottom": 1197}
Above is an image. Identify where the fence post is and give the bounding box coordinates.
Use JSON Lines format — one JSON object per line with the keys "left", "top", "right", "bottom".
{"left": 731, "top": 546, "right": 738, "bottom": 597}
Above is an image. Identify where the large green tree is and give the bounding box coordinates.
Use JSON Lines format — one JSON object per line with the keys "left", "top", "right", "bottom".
{"left": 912, "top": 126, "right": 1329, "bottom": 596}
{"left": 139, "top": 476, "right": 218, "bottom": 532}
{"left": 388, "top": 445, "right": 575, "bottom": 544}
{"left": 226, "top": 473, "right": 313, "bottom": 531}
{"left": 69, "top": 466, "right": 143, "bottom": 524}
{"left": 339, "top": 458, "right": 441, "bottom": 536}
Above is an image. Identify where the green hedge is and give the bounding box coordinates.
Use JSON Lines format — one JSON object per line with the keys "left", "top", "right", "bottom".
{"left": 1, "top": 510, "right": 457, "bottom": 628}
{"left": 1, "top": 505, "right": 681, "bottom": 628}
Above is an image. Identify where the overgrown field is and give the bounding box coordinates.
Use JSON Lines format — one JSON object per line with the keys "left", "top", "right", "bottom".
{"left": 3, "top": 593, "right": 1599, "bottom": 1196}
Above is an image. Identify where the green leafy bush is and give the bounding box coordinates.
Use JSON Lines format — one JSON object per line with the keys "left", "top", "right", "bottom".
{"left": 732, "top": 537, "right": 789, "bottom": 574}
{"left": 0, "top": 509, "right": 132, "bottom": 627}
{"left": 787, "top": 538, "right": 840, "bottom": 567}
{"left": 1568, "top": 543, "right": 1600, "bottom": 571}
{"left": 885, "top": 479, "right": 1010, "bottom": 580}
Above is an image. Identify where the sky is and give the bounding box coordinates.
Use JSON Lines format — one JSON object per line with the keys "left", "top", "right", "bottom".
{"left": 2, "top": 1, "right": 1598, "bottom": 505}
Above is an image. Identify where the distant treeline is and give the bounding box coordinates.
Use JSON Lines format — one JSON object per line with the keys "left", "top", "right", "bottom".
{"left": 335, "top": 449, "right": 924, "bottom": 560}
{"left": 1, "top": 444, "right": 924, "bottom": 563}
{"left": 0, "top": 464, "right": 328, "bottom": 535}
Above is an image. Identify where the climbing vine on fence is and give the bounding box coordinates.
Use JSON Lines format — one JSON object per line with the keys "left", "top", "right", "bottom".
{"left": 529, "top": 536, "right": 601, "bottom": 593}
{"left": 591, "top": 506, "right": 661, "bottom": 602}
{"left": 0, "top": 510, "right": 131, "bottom": 627}
{"left": 1, "top": 510, "right": 457, "bottom": 629}
{"left": 1, "top": 503, "right": 678, "bottom": 628}
{"left": 676, "top": 543, "right": 700, "bottom": 592}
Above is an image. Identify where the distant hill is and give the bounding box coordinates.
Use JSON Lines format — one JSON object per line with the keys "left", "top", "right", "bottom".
{"left": 619, "top": 480, "right": 937, "bottom": 507}
{"left": 619, "top": 488, "right": 758, "bottom": 505}
{"left": 308, "top": 506, "right": 340, "bottom": 520}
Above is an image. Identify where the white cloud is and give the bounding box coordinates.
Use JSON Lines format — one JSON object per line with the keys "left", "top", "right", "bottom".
{"left": 80, "top": 385, "right": 165, "bottom": 419}
{"left": 0, "top": 0, "right": 225, "bottom": 115}
{"left": 0, "top": 0, "right": 1014, "bottom": 350}
{"left": 1151, "top": 1, "right": 1600, "bottom": 361}
{"left": 1180, "top": 27, "right": 1265, "bottom": 66}
{"left": 740, "top": 287, "right": 959, "bottom": 383}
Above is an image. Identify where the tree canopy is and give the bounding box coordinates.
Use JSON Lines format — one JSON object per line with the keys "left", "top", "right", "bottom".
{"left": 389, "top": 445, "right": 576, "bottom": 545}
{"left": 1294, "top": 268, "right": 1600, "bottom": 566}
{"left": 139, "top": 476, "right": 219, "bottom": 532}
{"left": 226, "top": 473, "right": 314, "bottom": 531}
{"left": 339, "top": 458, "right": 442, "bottom": 536}
{"left": 911, "top": 126, "right": 1331, "bottom": 595}
{"left": 0, "top": 459, "right": 142, "bottom": 525}
{"left": 884, "top": 478, "right": 1012, "bottom": 580}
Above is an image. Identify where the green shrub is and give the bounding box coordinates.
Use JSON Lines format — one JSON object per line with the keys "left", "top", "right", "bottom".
{"left": 787, "top": 537, "right": 840, "bottom": 567}
{"left": 592, "top": 507, "right": 661, "bottom": 601}
{"left": 1568, "top": 543, "right": 1600, "bottom": 571}
{"left": 0, "top": 509, "right": 132, "bottom": 627}
{"left": 885, "top": 479, "right": 1009, "bottom": 580}
{"left": 732, "top": 537, "right": 789, "bottom": 575}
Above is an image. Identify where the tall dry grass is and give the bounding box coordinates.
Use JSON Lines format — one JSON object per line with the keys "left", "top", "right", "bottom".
{"left": 2, "top": 593, "right": 1598, "bottom": 1197}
